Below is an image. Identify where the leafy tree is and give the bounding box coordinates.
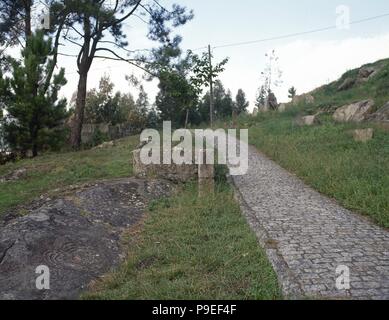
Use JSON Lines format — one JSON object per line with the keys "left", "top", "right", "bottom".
{"left": 125, "top": 86, "right": 149, "bottom": 130}
{"left": 148, "top": 43, "right": 202, "bottom": 128}
{"left": 288, "top": 86, "right": 297, "bottom": 99}
{"left": 235, "top": 89, "right": 249, "bottom": 115}
{"left": 191, "top": 50, "right": 229, "bottom": 124}
{"left": 0, "top": 31, "right": 67, "bottom": 157}
{"left": 119, "top": 92, "right": 137, "bottom": 123}
{"left": 149, "top": 38, "right": 229, "bottom": 128}
{"left": 85, "top": 75, "right": 148, "bottom": 127}
{"left": 62, "top": 0, "right": 194, "bottom": 148}
{"left": 85, "top": 75, "right": 122, "bottom": 125}
{"left": 155, "top": 68, "right": 198, "bottom": 128}
{"left": 146, "top": 36, "right": 198, "bottom": 128}
{"left": 191, "top": 51, "right": 229, "bottom": 91}
{"left": 130, "top": 85, "right": 150, "bottom": 129}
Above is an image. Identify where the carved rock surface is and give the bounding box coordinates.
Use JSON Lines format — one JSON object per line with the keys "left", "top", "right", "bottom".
{"left": 0, "top": 178, "right": 174, "bottom": 300}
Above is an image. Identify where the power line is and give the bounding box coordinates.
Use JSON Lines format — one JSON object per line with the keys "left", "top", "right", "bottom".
{"left": 190, "top": 46, "right": 208, "bottom": 52}
{"left": 64, "top": 63, "right": 125, "bottom": 76}
{"left": 63, "top": 12, "right": 389, "bottom": 76}
{"left": 211, "top": 12, "right": 389, "bottom": 50}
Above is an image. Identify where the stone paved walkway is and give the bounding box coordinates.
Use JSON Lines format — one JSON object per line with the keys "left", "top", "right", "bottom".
{"left": 228, "top": 137, "right": 389, "bottom": 300}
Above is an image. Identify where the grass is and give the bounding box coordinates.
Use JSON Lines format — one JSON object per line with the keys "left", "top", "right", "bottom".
{"left": 234, "top": 107, "right": 389, "bottom": 228}
{"left": 1, "top": 134, "right": 281, "bottom": 300}
{"left": 0, "top": 135, "right": 139, "bottom": 216}
{"left": 221, "top": 58, "right": 389, "bottom": 228}
{"left": 83, "top": 182, "right": 281, "bottom": 300}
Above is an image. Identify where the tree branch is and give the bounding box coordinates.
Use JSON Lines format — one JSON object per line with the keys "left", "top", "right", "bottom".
{"left": 94, "top": 55, "right": 156, "bottom": 77}
{"left": 111, "top": 0, "right": 143, "bottom": 27}
{"left": 95, "top": 47, "right": 141, "bottom": 62}
{"left": 63, "top": 35, "right": 83, "bottom": 48}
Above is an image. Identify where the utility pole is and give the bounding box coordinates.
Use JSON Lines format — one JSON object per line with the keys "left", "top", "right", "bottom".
{"left": 208, "top": 44, "right": 214, "bottom": 127}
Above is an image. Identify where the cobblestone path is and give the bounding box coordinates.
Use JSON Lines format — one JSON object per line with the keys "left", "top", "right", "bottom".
{"left": 228, "top": 137, "right": 389, "bottom": 300}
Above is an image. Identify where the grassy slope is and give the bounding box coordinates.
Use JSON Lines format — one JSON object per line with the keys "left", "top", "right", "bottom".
{"left": 0, "top": 136, "right": 139, "bottom": 216}
{"left": 311, "top": 58, "right": 389, "bottom": 110}
{"left": 84, "top": 182, "right": 281, "bottom": 300}
{"left": 246, "top": 113, "right": 389, "bottom": 228}
{"left": 235, "top": 58, "right": 389, "bottom": 228}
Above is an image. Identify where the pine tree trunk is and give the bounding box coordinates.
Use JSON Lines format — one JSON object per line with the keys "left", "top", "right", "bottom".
{"left": 30, "top": 125, "right": 39, "bottom": 158}
{"left": 70, "top": 14, "right": 93, "bottom": 149}
{"left": 32, "top": 143, "right": 38, "bottom": 158}
{"left": 185, "top": 109, "right": 189, "bottom": 129}
{"left": 24, "top": 1, "right": 32, "bottom": 39}
{"left": 70, "top": 71, "right": 88, "bottom": 149}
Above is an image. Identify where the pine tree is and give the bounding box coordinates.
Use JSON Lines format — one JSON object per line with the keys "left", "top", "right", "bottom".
{"left": 146, "top": 107, "right": 160, "bottom": 129}
{"left": 136, "top": 85, "right": 149, "bottom": 115}
{"left": 235, "top": 89, "right": 249, "bottom": 115}
{"left": 0, "top": 0, "right": 33, "bottom": 45}
{"left": 0, "top": 31, "right": 67, "bottom": 157}
{"left": 219, "top": 89, "right": 234, "bottom": 118}
{"left": 64, "top": 0, "right": 194, "bottom": 148}
{"left": 255, "top": 86, "right": 266, "bottom": 109}
{"left": 288, "top": 86, "right": 297, "bottom": 99}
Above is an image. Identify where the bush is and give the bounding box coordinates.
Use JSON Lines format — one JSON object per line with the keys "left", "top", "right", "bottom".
{"left": 88, "top": 129, "right": 110, "bottom": 148}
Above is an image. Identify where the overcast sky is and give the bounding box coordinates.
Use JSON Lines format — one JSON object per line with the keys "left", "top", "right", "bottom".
{"left": 50, "top": 0, "right": 389, "bottom": 111}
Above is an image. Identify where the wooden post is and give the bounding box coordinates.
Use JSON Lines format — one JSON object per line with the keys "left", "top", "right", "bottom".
{"left": 198, "top": 149, "right": 215, "bottom": 197}
{"left": 208, "top": 45, "right": 214, "bottom": 127}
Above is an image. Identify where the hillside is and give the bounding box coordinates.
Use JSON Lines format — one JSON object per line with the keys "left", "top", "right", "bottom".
{"left": 299, "top": 58, "right": 389, "bottom": 113}
{"left": 232, "top": 58, "right": 389, "bottom": 228}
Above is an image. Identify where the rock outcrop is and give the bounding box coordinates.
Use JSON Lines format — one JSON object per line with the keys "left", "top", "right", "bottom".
{"left": 92, "top": 141, "right": 115, "bottom": 149}
{"left": 368, "top": 101, "right": 389, "bottom": 122}
{"left": 0, "top": 168, "right": 27, "bottom": 183}
{"left": 353, "top": 129, "right": 374, "bottom": 142}
{"left": 337, "top": 78, "right": 355, "bottom": 91}
{"left": 337, "top": 65, "right": 382, "bottom": 91}
{"left": 358, "top": 66, "right": 376, "bottom": 80}
{"left": 296, "top": 115, "right": 319, "bottom": 126}
{"left": 0, "top": 178, "right": 174, "bottom": 300}
{"left": 292, "top": 94, "right": 315, "bottom": 106}
{"left": 333, "top": 100, "right": 375, "bottom": 123}
{"left": 268, "top": 92, "right": 278, "bottom": 110}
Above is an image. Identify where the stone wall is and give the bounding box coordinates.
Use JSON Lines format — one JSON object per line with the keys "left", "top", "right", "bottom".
{"left": 132, "top": 149, "right": 198, "bottom": 183}
{"left": 81, "top": 123, "right": 138, "bottom": 144}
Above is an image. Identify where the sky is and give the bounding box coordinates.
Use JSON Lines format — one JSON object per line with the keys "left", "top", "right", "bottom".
{"left": 46, "top": 0, "right": 389, "bottom": 111}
